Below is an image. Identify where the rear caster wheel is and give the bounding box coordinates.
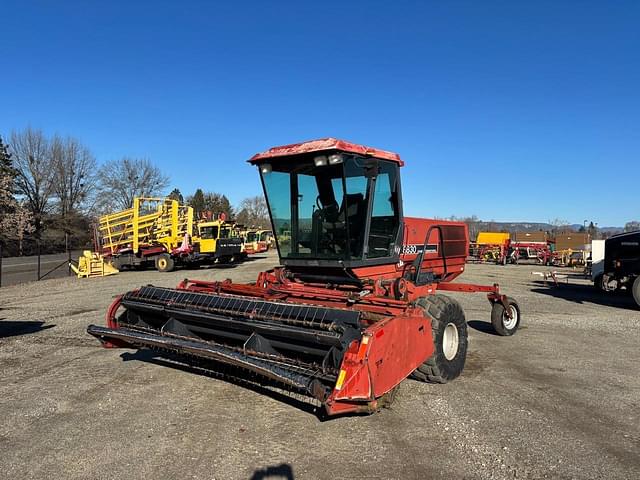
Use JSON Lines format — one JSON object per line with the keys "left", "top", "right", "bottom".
{"left": 491, "top": 297, "right": 520, "bottom": 336}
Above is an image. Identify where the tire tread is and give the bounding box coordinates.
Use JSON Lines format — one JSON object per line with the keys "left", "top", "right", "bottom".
{"left": 410, "top": 294, "right": 467, "bottom": 384}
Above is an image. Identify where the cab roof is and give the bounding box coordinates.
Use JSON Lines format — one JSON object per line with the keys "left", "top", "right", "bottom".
{"left": 248, "top": 138, "right": 404, "bottom": 166}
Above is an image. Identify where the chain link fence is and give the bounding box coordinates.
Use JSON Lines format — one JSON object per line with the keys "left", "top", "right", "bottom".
{"left": 0, "top": 233, "right": 89, "bottom": 287}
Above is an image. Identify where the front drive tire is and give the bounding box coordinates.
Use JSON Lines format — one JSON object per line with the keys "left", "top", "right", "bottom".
{"left": 155, "top": 253, "right": 175, "bottom": 272}
{"left": 491, "top": 297, "right": 521, "bottom": 336}
{"left": 411, "top": 294, "right": 468, "bottom": 384}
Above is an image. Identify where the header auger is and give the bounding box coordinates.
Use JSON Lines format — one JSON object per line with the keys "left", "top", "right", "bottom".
{"left": 88, "top": 138, "right": 521, "bottom": 416}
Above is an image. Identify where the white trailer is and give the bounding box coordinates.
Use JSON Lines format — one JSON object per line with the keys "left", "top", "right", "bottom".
{"left": 591, "top": 239, "right": 605, "bottom": 283}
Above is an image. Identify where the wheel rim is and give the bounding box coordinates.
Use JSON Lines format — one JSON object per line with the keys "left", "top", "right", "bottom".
{"left": 503, "top": 305, "right": 518, "bottom": 330}
{"left": 159, "top": 259, "right": 166, "bottom": 269}
{"left": 443, "top": 323, "right": 459, "bottom": 360}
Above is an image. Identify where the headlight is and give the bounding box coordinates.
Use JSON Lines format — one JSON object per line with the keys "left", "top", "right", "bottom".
{"left": 314, "top": 155, "right": 328, "bottom": 166}
{"left": 260, "top": 163, "right": 272, "bottom": 174}
{"left": 328, "top": 153, "right": 343, "bottom": 164}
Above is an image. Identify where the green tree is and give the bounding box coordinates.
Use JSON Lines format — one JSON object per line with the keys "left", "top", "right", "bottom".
{"left": 0, "top": 135, "right": 15, "bottom": 178}
{"left": 168, "top": 188, "right": 184, "bottom": 203}
{"left": 203, "top": 192, "right": 234, "bottom": 219}
{"left": 188, "top": 188, "right": 206, "bottom": 219}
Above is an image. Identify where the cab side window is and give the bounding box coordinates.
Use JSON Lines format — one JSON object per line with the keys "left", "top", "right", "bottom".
{"left": 367, "top": 164, "right": 399, "bottom": 258}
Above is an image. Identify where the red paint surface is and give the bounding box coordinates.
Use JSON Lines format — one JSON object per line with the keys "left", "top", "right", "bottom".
{"left": 324, "top": 313, "right": 434, "bottom": 415}
{"left": 248, "top": 137, "right": 403, "bottom": 165}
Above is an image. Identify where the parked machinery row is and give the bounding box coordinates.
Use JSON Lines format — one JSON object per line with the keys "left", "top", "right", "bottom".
{"left": 469, "top": 231, "right": 591, "bottom": 267}
{"left": 97, "top": 197, "right": 272, "bottom": 272}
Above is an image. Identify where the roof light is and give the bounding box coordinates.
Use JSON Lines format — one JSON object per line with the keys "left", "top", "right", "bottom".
{"left": 328, "top": 153, "right": 343, "bottom": 164}
{"left": 314, "top": 155, "right": 328, "bottom": 166}
{"left": 260, "top": 163, "right": 272, "bottom": 174}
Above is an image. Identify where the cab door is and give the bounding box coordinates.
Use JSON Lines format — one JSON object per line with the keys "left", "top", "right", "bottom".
{"left": 198, "top": 225, "right": 218, "bottom": 255}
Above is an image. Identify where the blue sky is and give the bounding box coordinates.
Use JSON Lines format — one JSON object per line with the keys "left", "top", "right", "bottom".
{"left": 1, "top": 1, "right": 638, "bottom": 226}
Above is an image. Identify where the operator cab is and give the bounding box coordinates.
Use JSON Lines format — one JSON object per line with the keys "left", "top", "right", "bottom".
{"left": 250, "top": 138, "right": 403, "bottom": 270}
{"left": 245, "top": 230, "right": 258, "bottom": 243}
{"left": 198, "top": 221, "right": 232, "bottom": 240}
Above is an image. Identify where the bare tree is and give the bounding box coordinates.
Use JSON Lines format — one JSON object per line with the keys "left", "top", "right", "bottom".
{"left": 624, "top": 221, "right": 640, "bottom": 232}
{"left": 9, "top": 128, "right": 55, "bottom": 230}
{"left": 461, "top": 215, "right": 481, "bottom": 240}
{"left": 235, "top": 195, "right": 269, "bottom": 228}
{"left": 96, "top": 157, "right": 169, "bottom": 211}
{"left": 549, "top": 218, "right": 572, "bottom": 234}
{"left": 51, "top": 135, "right": 97, "bottom": 217}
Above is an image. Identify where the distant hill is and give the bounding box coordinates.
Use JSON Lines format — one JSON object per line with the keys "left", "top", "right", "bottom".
{"left": 465, "top": 221, "right": 623, "bottom": 239}
{"left": 568, "top": 224, "right": 622, "bottom": 234}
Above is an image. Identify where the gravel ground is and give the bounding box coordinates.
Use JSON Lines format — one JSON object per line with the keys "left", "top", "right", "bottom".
{"left": 1, "top": 252, "right": 638, "bottom": 480}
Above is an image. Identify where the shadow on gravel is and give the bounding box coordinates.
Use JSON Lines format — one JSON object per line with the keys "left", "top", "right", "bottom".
{"left": 467, "top": 320, "right": 500, "bottom": 336}
{"left": 119, "top": 349, "right": 330, "bottom": 419}
{"left": 530, "top": 282, "right": 639, "bottom": 310}
{"left": 199, "top": 264, "right": 237, "bottom": 270}
{"left": 241, "top": 255, "right": 268, "bottom": 262}
{"left": 0, "top": 320, "right": 55, "bottom": 338}
{"left": 250, "top": 463, "right": 294, "bottom": 480}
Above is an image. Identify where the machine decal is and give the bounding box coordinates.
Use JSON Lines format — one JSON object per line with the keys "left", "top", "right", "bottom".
{"left": 402, "top": 244, "right": 438, "bottom": 255}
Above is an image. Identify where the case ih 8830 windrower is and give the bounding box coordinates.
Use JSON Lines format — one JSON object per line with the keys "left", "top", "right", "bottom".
{"left": 88, "top": 138, "right": 521, "bottom": 416}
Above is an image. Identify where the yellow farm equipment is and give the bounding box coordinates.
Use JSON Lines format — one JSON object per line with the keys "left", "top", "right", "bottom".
{"left": 476, "top": 232, "right": 511, "bottom": 245}
{"left": 99, "top": 197, "right": 193, "bottom": 255}
{"left": 471, "top": 232, "right": 511, "bottom": 265}
{"left": 70, "top": 250, "right": 119, "bottom": 278}
{"left": 194, "top": 218, "right": 243, "bottom": 264}
{"left": 243, "top": 229, "right": 270, "bottom": 254}
{"left": 97, "top": 197, "right": 241, "bottom": 272}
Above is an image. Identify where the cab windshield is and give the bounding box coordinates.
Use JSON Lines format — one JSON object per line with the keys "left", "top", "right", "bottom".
{"left": 199, "top": 224, "right": 230, "bottom": 239}
{"left": 199, "top": 225, "right": 218, "bottom": 239}
{"left": 260, "top": 154, "right": 400, "bottom": 261}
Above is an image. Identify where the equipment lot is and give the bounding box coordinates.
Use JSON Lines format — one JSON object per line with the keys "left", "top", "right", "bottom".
{"left": 1, "top": 253, "right": 638, "bottom": 480}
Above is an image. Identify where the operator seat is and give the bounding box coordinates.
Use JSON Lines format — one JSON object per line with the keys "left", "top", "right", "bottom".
{"left": 316, "top": 193, "right": 367, "bottom": 256}
{"left": 339, "top": 193, "right": 366, "bottom": 256}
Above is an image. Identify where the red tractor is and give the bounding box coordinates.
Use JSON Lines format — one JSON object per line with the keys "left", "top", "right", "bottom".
{"left": 88, "top": 138, "right": 520, "bottom": 416}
